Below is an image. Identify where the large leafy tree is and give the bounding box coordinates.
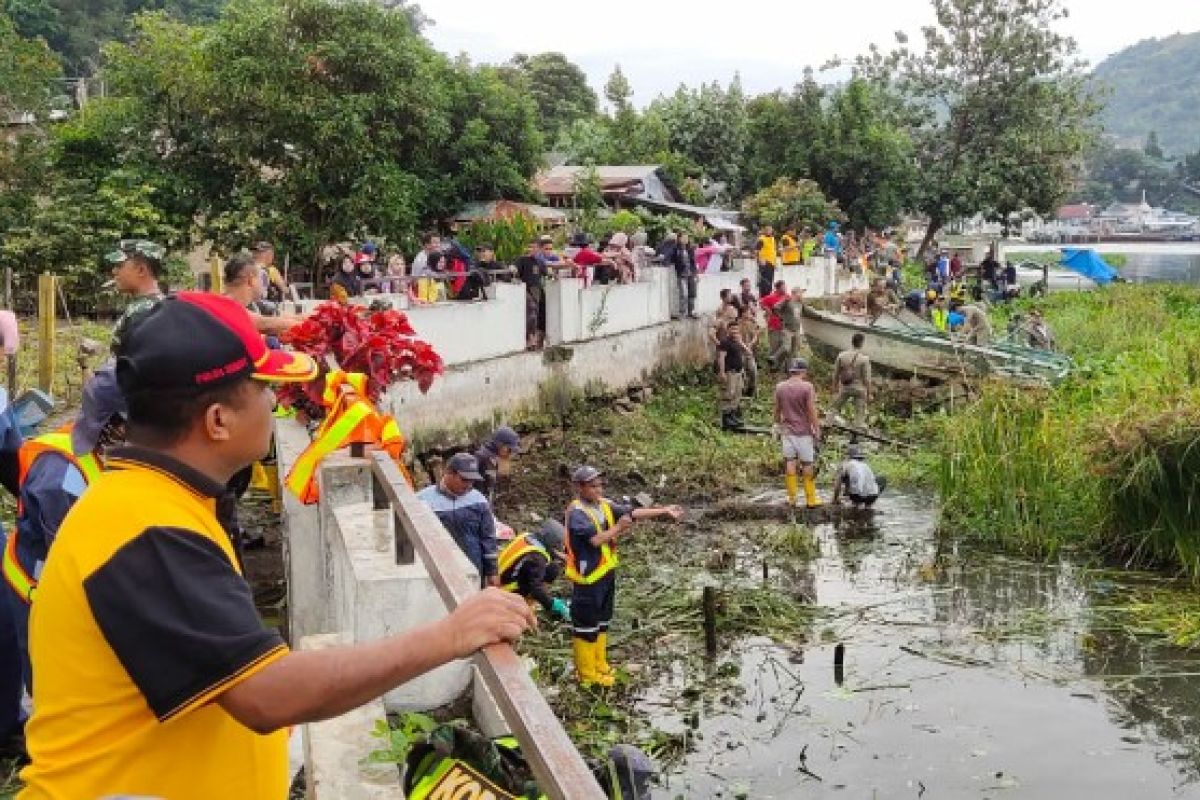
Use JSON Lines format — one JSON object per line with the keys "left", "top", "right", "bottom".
{"left": 809, "top": 79, "right": 915, "bottom": 230}
{"left": 0, "top": 10, "right": 61, "bottom": 119}
{"left": 648, "top": 78, "right": 748, "bottom": 196}
{"left": 855, "top": 0, "right": 1099, "bottom": 255}
{"left": 743, "top": 71, "right": 826, "bottom": 194}
{"left": 49, "top": 0, "right": 542, "bottom": 267}
{"left": 502, "top": 52, "right": 596, "bottom": 145}
{"left": 740, "top": 178, "right": 844, "bottom": 233}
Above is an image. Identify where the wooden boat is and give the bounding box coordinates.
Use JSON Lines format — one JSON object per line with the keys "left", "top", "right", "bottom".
{"left": 801, "top": 305, "right": 1072, "bottom": 385}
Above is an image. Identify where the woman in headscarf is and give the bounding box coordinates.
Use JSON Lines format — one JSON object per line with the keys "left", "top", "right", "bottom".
{"left": 603, "top": 231, "right": 636, "bottom": 284}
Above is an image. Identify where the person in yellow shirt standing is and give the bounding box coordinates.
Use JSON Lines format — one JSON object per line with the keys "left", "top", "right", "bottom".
{"left": 756, "top": 226, "right": 778, "bottom": 297}
{"left": 18, "top": 293, "right": 534, "bottom": 800}
{"left": 779, "top": 229, "right": 801, "bottom": 265}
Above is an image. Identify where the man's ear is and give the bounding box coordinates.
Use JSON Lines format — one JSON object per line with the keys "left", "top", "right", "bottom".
{"left": 203, "top": 400, "right": 234, "bottom": 442}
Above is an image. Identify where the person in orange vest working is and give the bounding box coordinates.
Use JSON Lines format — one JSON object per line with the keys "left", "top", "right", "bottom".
{"left": 566, "top": 466, "right": 684, "bottom": 687}
{"left": 498, "top": 519, "right": 569, "bottom": 621}
{"left": 2, "top": 367, "right": 127, "bottom": 698}
{"left": 17, "top": 292, "right": 535, "bottom": 800}
{"left": 418, "top": 453, "right": 499, "bottom": 588}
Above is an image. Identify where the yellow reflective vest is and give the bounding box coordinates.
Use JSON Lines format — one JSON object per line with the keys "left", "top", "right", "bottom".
{"left": 563, "top": 499, "right": 618, "bottom": 584}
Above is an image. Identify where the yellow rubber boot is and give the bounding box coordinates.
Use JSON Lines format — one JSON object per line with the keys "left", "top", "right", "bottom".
{"left": 803, "top": 475, "right": 822, "bottom": 508}
{"left": 587, "top": 641, "right": 614, "bottom": 686}
{"left": 595, "top": 632, "right": 616, "bottom": 678}
{"left": 785, "top": 473, "right": 799, "bottom": 506}
{"left": 572, "top": 638, "right": 614, "bottom": 687}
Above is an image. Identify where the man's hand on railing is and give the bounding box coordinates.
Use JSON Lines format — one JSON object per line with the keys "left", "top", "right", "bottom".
{"left": 445, "top": 587, "right": 537, "bottom": 658}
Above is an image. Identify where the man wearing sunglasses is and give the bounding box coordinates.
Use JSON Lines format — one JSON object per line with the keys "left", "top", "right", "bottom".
{"left": 106, "top": 239, "right": 167, "bottom": 354}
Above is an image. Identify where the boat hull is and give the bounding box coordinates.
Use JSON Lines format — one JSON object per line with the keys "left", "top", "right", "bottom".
{"left": 801, "top": 307, "right": 1070, "bottom": 385}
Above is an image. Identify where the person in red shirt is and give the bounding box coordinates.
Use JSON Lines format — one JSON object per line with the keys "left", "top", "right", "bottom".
{"left": 758, "top": 280, "right": 789, "bottom": 372}
{"left": 569, "top": 233, "right": 607, "bottom": 284}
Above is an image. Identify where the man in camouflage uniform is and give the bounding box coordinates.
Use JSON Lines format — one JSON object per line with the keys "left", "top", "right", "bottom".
{"left": 106, "top": 239, "right": 166, "bottom": 353}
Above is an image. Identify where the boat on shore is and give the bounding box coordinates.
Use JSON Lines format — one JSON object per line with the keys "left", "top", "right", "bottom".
{"left": 1011, "top": 263, "right": 1097, "bottom": 293}
{"left": 801, "top": 305, "right": 1072, "bottom": 385}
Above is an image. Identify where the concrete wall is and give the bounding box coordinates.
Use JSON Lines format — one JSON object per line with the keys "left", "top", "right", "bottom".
{"left": 278, "top": 421, "right": 474, "bottom": 711}
{"left": 292, "top": 257, "right": 857, "bottom": 371}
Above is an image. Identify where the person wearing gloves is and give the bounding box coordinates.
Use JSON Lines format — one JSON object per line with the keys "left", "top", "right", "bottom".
{"left": 498, "top": 519, "right": 570, "bottom": 621}
{"left": 2, "top": 368, "right": 127, "bottom": 695}
{"left": 566, "top": 466, "right": 685, "bottom": 687}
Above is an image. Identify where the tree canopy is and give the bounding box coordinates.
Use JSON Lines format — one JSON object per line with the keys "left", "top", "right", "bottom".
{"left": 854, "top": 0, "right": 1099, "bottom": 252}
{"left": 501, "top": 52, "right": 597, "bottom": 146}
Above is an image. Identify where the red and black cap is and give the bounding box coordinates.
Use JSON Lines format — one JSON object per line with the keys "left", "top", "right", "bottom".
{"left": 116, "top": 292, "right": 318, "bottom": 396}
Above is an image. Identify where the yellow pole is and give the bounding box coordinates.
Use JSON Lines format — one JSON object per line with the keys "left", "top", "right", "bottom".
{"left": 37, "top": 273, "right": 56, "bottom": 394}
{"left": 209, "top": 254, "right": 223, "bottom": 294}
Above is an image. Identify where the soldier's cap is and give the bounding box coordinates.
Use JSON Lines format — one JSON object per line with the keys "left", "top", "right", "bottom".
{"left": 105, "top": 239, "right": 166, "bottom": 276}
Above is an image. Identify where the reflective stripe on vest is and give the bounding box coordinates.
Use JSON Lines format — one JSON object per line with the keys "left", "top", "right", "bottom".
{"left": 2, "top": 427, "right": 101, "bottom": 603}
{"left": 931, "top": 308, "right": 948, "bottom": 332}
{"left": 406, "top": 756, "right": 519, "bottom": 800}
{"left": 497, "top": 534, "right": 548, "bottom": 592}
{"left": 564, "top": 499, "right": 618, "bottom": 585}
{"left": 283, "top": 400, "right": 374, "bottom": 504}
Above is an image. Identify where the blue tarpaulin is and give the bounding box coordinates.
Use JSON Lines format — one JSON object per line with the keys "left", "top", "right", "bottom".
{"left": 1060, "top": 248, "right": 1118, "bottom": 286}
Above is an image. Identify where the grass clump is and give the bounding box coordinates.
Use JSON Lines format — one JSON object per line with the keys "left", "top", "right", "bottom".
{"left": 934, "top": 284, "right": 1200, "bottom": 578}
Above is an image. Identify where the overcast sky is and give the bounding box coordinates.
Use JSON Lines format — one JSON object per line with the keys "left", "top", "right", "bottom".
{"left": 416, "top": 0, "right": 1200, "bottom": 105}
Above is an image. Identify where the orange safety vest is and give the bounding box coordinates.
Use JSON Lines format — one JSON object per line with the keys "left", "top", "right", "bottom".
{"left": 498, "top": 533, "right": 549, "bottom": 592}
{"left": 284, "top": 371, "right": 410, "bottom": 504}
{"left": 2, "top": 427, "right": 101, "bottom": 604}
{"left": 563, "top": 499, "right": 618, "bottom": 585}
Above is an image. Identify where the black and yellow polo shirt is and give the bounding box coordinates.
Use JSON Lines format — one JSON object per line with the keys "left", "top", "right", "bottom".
{"left": 19, "top": 447, "right": 290, "bottom": 800}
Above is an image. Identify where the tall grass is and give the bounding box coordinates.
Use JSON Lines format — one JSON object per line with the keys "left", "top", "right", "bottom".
{"left": 936, "top": 284, "right": 1200, "bottom": 579}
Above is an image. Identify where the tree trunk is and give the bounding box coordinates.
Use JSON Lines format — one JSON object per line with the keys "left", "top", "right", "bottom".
{"left": 916, "top": 218, "right": 942, "bottom": 261}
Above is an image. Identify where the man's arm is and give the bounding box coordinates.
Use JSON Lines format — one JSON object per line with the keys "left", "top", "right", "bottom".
{"left": 630, "top": 505, "right": 685, "bottom": 523}
{"left": 250, "top": 311, "right": 306, "bottom": 336}
{"left": 23, "top": 457, "right": 85, "bottom": 549}
{"left": 832, "top": 467, "right": 846, "bottom": 503}
{"left": 716, "top": 348, "right": 727, "bottom": 379}
{"left": 218, "top": 587, "right": 533, "bottom": 733}
{"left": 479, "top": 505, "right": 499, "bottom": 587}
{"left": 516, "top": 559, "right": 555, "bottom": 612}
{"left": 806, "top": 389, "right": 821, "bottom": 440}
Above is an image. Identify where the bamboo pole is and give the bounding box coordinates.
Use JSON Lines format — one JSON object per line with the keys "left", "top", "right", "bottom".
{"left": 209, "top": 253, "right": 223, "bottom": 294}
{"left": 37, "top": 273, "right": 56, "bottom": 394}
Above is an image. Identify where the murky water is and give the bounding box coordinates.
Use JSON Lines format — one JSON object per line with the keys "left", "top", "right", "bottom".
{"left": 1007, "top": 242, "right": 1200, "bottom": 285}
{"left": 641, "top": 492, "right": 1200, "bottom": 798}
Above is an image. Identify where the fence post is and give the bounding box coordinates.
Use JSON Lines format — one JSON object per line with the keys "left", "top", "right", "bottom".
{"left": 209, "top": 254, "right": 223, "bottom": 294}
{"left": 37, "top": 273, "right": 56, "bottom": 394}
{"left": 4, "top": 268, "right": 15, "bottom": 394}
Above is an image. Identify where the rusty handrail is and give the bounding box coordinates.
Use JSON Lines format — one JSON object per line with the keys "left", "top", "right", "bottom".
{"left": 369, "top": 452, "right": 606, "bottom": 800}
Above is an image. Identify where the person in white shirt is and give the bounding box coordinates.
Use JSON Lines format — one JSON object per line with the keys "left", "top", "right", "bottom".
{"left": 832, "top": 444, "right": 887, "bottom": 508}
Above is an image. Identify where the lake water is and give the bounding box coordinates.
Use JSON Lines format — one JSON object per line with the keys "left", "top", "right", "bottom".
{"left": 646, "top": 491, "right": 1200, "bottom": 798}
{"left": 1004, "top": 242, "right": 1200, "bottom": 285}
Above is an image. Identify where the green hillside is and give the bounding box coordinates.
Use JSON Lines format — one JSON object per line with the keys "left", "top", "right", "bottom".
{"left": 1092, "top": 31, "right": 1200, "bottom": 156}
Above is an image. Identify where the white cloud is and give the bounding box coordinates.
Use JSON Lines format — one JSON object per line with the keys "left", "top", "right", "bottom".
{"left": 417, "top": 0, "right": 1200, "bottom": 102}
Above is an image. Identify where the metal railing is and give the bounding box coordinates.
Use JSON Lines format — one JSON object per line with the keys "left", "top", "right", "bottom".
{"left": 368, "top": 451, "right": 607, "bottom": 800}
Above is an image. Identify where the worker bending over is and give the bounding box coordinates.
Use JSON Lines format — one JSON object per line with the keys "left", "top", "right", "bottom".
{"left": 832, "top": 444, "right": 887, "bottom": 508}
{"left": 498, "top": 520, "right": 570, "bottom": 621}
{"left": 566, "top": 466, "right": 684, "bottom": 687}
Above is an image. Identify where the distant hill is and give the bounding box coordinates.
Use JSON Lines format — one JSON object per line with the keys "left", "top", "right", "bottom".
{"left": 1092, "top": 31, "right": 1200, "bottom": 156}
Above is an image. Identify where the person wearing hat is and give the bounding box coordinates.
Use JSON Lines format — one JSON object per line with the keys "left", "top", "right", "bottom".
{"left": 774, "top": 357, "right": 822, "bottom": 508}
{"left": 2, "top": 367, "right": 127, "bottom": 701}
{"left": 822, "top": 221, "right": 842, "bottom": 258}
{"left": 417, "top": 453, "right": 500, "bottom": 587}
{"left": 497, "top": 519, "right": 569, "bottom": 621}
{"left": 566, "top": 466, "right": 684, "bottom": 687}
{"left": 18, "top": 293, "right": 534, "bottom": 799}
{"left": 107, "top": 239, "right": 166, "bottom": 354}
{"left": 832, "top": 444, "right": 886, "bottom": 509}
{"left": 472, "top": 425, "right": 523, "bottom": 502}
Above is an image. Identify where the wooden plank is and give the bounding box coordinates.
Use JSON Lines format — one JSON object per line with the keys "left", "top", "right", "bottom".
{"left": 369, "top": 452, "right": 606, "bottom": 800}
{"left": 37, "top": 273, "right": 55, "bottom": 394}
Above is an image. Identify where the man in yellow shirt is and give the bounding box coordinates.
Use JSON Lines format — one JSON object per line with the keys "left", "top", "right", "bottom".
{"left": 19, "top": 292, "right": 534, "bottom": 800}
{"left": 756, "top": 226, "right": 778, "bottom": 297}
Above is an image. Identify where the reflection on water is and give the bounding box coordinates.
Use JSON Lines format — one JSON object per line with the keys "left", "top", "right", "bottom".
{"left": 643, "top": 492, "right": 1200, "bottom": 798}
